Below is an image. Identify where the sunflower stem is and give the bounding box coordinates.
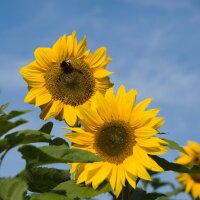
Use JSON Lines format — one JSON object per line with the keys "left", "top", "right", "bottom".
{"left": 121, "top": 181, "right": 130, "bottom": 200}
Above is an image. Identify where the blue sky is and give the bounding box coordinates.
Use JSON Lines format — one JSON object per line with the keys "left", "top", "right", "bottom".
{"left": 0, "top": 0, "right": 200, "bottom": 199}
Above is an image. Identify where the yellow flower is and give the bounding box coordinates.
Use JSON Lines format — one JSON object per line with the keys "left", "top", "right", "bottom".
{"left": 20, "top": 31, "right": 113, "bottom": 126}
{"left": 176, "top": 141, "right": 200, "bottom": 199}
{"left": 65, "top": 85, "right": 167, "bottom": 197}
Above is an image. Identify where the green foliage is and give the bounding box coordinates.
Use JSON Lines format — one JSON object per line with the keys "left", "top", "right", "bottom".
{"left": 0, "top": 178, "right": 27, "bottom": 200}
{"left": 18, "top": 167, "right": 71, "bottom": 193}
{"left": 0, "top": 103, "right": 9, "bottom": 114}
{"left": 150, "top": 178, "right": 175, "bottom": 190}
{"left": 151, "top": 155, "right": 200, "bottom": 173}
{"left": 19, "top": 145, "right": 101, "bottom": 168}
{"left": 0, "top": 130, "right": 51, "bottom": 153}
{"left": 0, "top": 106, "right": 30, "bottom": 137}
{"left": 50, "top": 137, "right": 69, "bottom": 146}
{"left": 39, "top": 122, "right": 53, "bottom": 134}
{"left": 53, "top": 180, "right": 111, "bottom": 199}
{"left": 163, "top": 139, "right": 186, "bottom": 154}
{"left": 29, "top": 193, "right": 70, "bottom": 200}
{"left": 0, "top": 103, "right": 195, "bottom": 200}
{"left": 0, "top": 119, "right": 27, "bottom": 137}
{"left": 129, "top": 188, "right": 165, "bottom": 200}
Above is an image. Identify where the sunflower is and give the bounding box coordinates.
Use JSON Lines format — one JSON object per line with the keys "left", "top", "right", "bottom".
{"left": 65, "top": 85, "right": 167, "bottom": 197}
{"left": 20, "top": 31, "right": 113, "bottom": 126}
{"left": 176, "top": 141, "right": 200, "bottom": 199}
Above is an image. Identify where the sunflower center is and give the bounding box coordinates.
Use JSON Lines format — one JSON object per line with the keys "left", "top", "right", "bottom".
{"left": 94, "top": 120, "right": 135, "bottom": 164}
{"left": 191, "top": 174, "right": 200, "bottom": 183}
{"left": 44, "top": 58, "right": 95, "bottom": 106}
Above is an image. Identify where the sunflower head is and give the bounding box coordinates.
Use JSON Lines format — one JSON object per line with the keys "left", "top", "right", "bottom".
{"left": 176, "top": 141, "right": 200, "bottom": 199}
{"left": 65, "top": 85, "right": 167, "bottom": 197}
{"left": 20, "top": 31, "right": 113, "bottom": 126}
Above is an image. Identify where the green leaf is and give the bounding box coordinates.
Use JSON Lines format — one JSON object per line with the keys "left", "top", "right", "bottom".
{"left": 140, "top": 193, "right": 166, "bottom": 200}
{"left": 130, "top": 188, "right": 146, "bottom": 199}
{"left": 0, "top": 110, "right": 30, "bottom": 121}
{"left": 30, "top": 193, "right": 70, "bottom": 200}
{"left": 19, "top": 145, "right": 101, "bottom": 168}
{"left": 50, "top": 137, "right": 69, "bottom": 147}
{"left": 39, "top": 122, "right": 53, "bottom": 134}
{"left": 150, "top": 178, "right": 175, "bottom": 190}
{"left": 18, "top": 167, "right": 70, "bottom": 193}
{"left": 151, "top": 155, "right": 200, "bottom": 173}
{"left": 130, "top": 189, "right": 165, "bottom": 200}
{"left": 0, "top": 139, "right": 8, "bottom": 153}
{"left": 163, "top": 139, "right": 186, "bottom": 154}
{"left": 0, "top": 119, "right": 27, "bottom": 137}
{"left": 0, "top": 178, "right": 27, "bottom": 200}
{"left": 0, "top": 103, "right": 9, "bottom": 114}
{"left": 0, "top": 130, "right": 51, "bottom": 153}
{"left": 53, "top": 180, "right": 111, "bottom": 199}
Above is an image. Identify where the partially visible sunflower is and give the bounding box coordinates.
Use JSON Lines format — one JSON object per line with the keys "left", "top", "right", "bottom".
{"left": 65, "top": 85, "right": 167, "bottom": 197}
{"left": 176, "top": 141, "right": 200, "bottom": 199}
{"left": 20, "top": 31, "right": 113, "bottom": 126}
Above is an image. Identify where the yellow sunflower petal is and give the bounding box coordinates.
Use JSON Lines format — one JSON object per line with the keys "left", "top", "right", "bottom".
{"left": 78, "top": 106, "right": 103, "bottom": 131}
{"left": 91, "top": 162, "right": 112, "bottom": 189}
{"left": 35, "top": 91, "right": 52, "bottom": 107}
{"left": 134, "top": 127, "right": 158, "bottom": 138}
{"left": 125, "top": 171, "right": 136, "bottom": 189}
{"left": 115, "top": 165, "right": 125, "bottom": 197}
{"left": 53, "top": 34, "right": 68, "bottom": 61}
{"left": 108, "top": 165, "right": 117, "bottom": 193}
{"left": 123, "top": 156, "right": 137, "bottom": 176}
{"left": 95, "top": 92, "right": 112, "bottom": 121}
{"left": 64, "top": 105, "right": 77, "bottom": 126}
{"left": 66, "top": 31, "right": 77, "bottom": 57}
{"left": 24, "top": 87, "right": 47, "bottom": 103}
{"left": 34, "top": 48, "right": 58, "bottom": 68}
{"left": 76, "top": 35, "right": 87, "bottom": 58}
{"left": 176, "top": 155, "right": 192, "bottom": 165}
{"left": 134, "top": 146, "right": 163, "bottom": 172}
{"left": 43, "top": 100, "right": 63, "bottom": 120}
{"left": 86, "top": 47, "right": 107, "bottom": 68}
{"left": 93, "top": 69, "right": 114, "bottom": 78}
{"left": 131, "top": 98, "right": 152, "bottom": 117}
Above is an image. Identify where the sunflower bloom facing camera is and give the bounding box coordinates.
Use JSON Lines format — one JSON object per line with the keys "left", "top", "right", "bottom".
{"left": 20, "top": 31, "right": 113, "bottom": 126}
{"left": 176, "top": 141, "right": 200, "bottom": 199}
{"left": 65, "top": 85, "right": 167, "bottom": 197}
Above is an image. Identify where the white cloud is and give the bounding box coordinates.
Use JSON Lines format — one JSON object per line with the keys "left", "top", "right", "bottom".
{"left": 120, "top": 59, "right": 200, "bottom": 106}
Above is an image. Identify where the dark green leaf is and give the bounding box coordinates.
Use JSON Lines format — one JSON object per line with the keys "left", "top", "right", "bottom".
{"left": 39, "top": 122, "right": 53, "bottom": 134}
{"left": 163, "top": 139, "right": 186, "bottom": 154}
{"left": 0, "top": 110, "right": 30, "bottom": 121}
{"left": 50, "top": 137, "right": 69, "bottom": 147}
{"left": 140, "top": 192, "right": 166, "bottom": 200}
{"left": 151, "top": 155, "right": 200, "bottom": 173}
{"left": 0, "top": 139, "right": 8, "bottom": 153}
{"left": 130, "top": 189, "right": 165, "bottom": 200}
{"left": 19, "top": 145, "right": 101, "bottom": 168}
{"left": 151, "top": 178, "right": 175, "bottom": 190}
{"left": 30, "top": 193, "right": 70, "bottom": 200}
{"left": 130, "top": 188, "right": 146, "bottom": 200}
{"left": 0, "top": 178, "right": 27, "bottom": 200}
{"left": 18, "top": 167, "right": 70, "bottom": 193}
{"left": 53, "top": 180, "right": 111, "bottom": 199}
{"left": 0, "top": 103, "right": 9, "bottom": 114}
{"left": 0, "top": 130, "right": 51, "bottom": 153}
{"left": 0, "top": 119, "right": 27, "bottom": 137}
